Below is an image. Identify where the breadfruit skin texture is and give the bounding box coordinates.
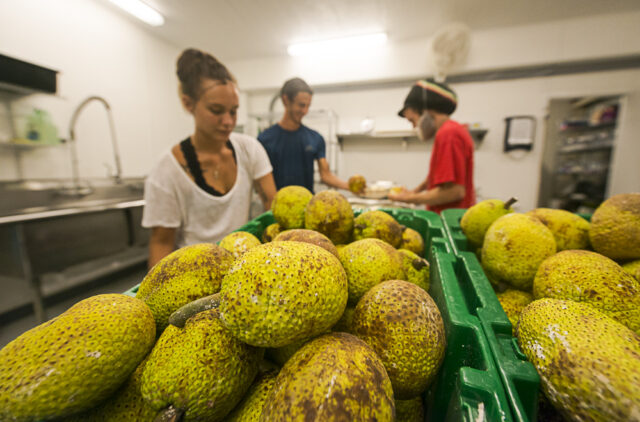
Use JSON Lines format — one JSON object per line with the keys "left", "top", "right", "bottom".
{"left": 481, "top": 213, "right": 556, "bottom": 290}
{"left": 220, "top": 241, "right": 348, "bottom": 348}
{"left": 533, "top": 249, "right": 640, "bottom": 334}
{"left": 517, "top": 298, "right": 640, "bottom": 422}
{"left": 260, "top": 332, "right": 395, "bottom": 421}
{"left": 589, "top": 193, "right": 640, "bottom": 260}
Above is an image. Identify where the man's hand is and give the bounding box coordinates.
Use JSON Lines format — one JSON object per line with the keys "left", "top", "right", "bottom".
{"left": 388, "top": 187, "right": 415, "bottom": 203}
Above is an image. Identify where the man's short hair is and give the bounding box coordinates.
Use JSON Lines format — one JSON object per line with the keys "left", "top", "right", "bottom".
{"left": 281, "top": 77, "right": 313, "bottom": 101}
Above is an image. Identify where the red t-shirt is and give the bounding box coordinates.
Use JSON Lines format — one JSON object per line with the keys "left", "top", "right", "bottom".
{"left": 427, "top": 119, "right": 476, "bottom": 214}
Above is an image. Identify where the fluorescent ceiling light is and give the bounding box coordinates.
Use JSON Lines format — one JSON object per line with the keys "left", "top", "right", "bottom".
{"left": 108, "top": 0, "right": 165, "bottom": 26}
{"left": 288, "top": 32, "right": 387, "bottom": 57}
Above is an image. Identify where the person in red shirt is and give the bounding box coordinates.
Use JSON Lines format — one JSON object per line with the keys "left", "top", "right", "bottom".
{"left": 389, "top": 79, "right": 475, "bottom": 213}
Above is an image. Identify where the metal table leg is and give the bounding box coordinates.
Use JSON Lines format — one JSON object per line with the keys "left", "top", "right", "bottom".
{"left": 12, "top": 224, "right": 45, "bottom": 323}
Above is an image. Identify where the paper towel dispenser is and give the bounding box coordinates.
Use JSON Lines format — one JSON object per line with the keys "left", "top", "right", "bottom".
{"left": 0, "top": 54, "right": 58, "bottom": 94}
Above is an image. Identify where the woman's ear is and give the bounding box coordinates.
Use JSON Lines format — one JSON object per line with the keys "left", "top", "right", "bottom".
{"left": 181, "top": 94, "right": 195, "bottom": 113}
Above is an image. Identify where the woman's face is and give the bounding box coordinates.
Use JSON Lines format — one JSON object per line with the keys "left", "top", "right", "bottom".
{"left": 186, "top": 80, "right": 239, "bottom": 141}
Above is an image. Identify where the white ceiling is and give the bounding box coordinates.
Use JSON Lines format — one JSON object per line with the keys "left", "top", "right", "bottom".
{"left": 112, "top": 0, "right": 640, "bottom": 62}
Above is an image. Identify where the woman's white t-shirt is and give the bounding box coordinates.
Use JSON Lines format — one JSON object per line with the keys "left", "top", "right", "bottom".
{"left": 142, "top": 133, "right": 272, "bottom": 247}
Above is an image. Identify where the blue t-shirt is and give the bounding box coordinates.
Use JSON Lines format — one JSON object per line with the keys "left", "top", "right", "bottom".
{"left": 258, "top": 124, "right": 326, "bottom": 192}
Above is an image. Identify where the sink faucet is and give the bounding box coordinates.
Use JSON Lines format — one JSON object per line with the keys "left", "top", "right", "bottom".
{"left": 68, "top": 96, "right": 123, "bottom": 188}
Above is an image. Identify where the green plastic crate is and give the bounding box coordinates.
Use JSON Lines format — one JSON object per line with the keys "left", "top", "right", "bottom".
{"left": 440, "top": 208, "right": 545, "bottom": 422}
{"left": 123, "top": 207, "right": 515, "bottom": 421}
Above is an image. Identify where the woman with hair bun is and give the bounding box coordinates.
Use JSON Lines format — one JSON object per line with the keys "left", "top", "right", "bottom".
{"left": 142, "top": 48, "right": 276, "bottom": 267}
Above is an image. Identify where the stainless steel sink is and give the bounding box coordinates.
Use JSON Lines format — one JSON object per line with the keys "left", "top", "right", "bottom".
{"left": 0, "top": 178, "right": 146, "bottom": 221}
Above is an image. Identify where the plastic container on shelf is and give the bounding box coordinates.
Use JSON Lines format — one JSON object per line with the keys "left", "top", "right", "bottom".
{"left": 124, "top": 207, "right": 516, "bottom": 421}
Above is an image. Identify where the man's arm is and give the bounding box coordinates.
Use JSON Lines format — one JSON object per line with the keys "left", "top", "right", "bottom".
{"left": 413, "top": 176, "right": 429, "bottom": 193}
{"left": 148, "top": 226, "right": 177, "bottom": 269}
{"left": 254, "top": 172, "right": 277, "bottom": 210}
{"left": 389, "top": 182, "right": 465, "bottom": 206}
{"left": 317, "top": 158, "right": 349, "bottom": 190}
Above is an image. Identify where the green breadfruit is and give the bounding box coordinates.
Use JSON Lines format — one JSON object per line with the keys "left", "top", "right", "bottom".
{"left": 65, "top": 356, "right": 156, "bottom": 422}
{"left": 352, "top": 280, "right": 446, "bottom": 399}
{"left": 332, "top": 305, "right": 356, "bottom": 334}
{"left": 260, "top": 332, "right": 395, "bottom": 421}
{"left": 226, "top": 369, "right": 279, "bottom": 422}
{"left": 460, "top": 198, "right": 517, "bottom": 248}
{"left": 496, "top": 289, "right": 534, "bottom": 336}
{"left": 136, "top": 243, "right": 234, "bottom": 332}
{"left": 219, "top": 231, "right": 261, "bottom": 258}
{"left": 0, "top": 294, "right": 155, "bottom": 422}
{"left": 219, "top": 241, "right": 348, "bottom": 348}
{"left": 353, "top": 210, "right": 404, "bottom": 248}
{"left": 518, "top": 299, "right": 640, "bottom": 422}
{"left": 526, "top": 208, "right": 590, "bottom": 251}
{"left": 399, "top": 227, "right": 425, "bottom": 256}
{"left": 533, "top": 250, "right": 640, "bottom": 334}
{"left": 304, "top": 190, "right": 354, "bottom": 244}
{"left": 622, "top": 259, "right": 640, "bottom": 281}
{"left": 261, "top": 223, "right": 282, "bottom": 242}
{"left": 398, "top": 248, "right": 430, "bottom": 292}
{"left": 141, "top": 308, "right": 262, "bottom": 421}
{"left": 481, "top": 213, "right": 556, "bottom": 290}
{"left": 589, "top": 193, "right": 640, "bottom": 260}
{"left": 339, "top": 238, "right": 405, "bottom": 305}
{"left": 273, "top": 228, "right": 338, "bottom": 257}
{"left": 395, "top": 396, "right": 425, "bottom": 422}
{"left": 271, "top": 185, "right": 313, "bottom": 229}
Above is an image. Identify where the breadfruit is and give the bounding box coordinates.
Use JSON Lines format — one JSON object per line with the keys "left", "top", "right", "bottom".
{"left": 460, "top": 198, "right": 516, "bottom": 248}
{"left": 481, "top": 213, "right": 556, "bottom": 290}
{"left": 398, "top": 248, "right": 430, "bottom": 292}
{"left": 400, "top": 227, "right": 425, "bottom": 256}
{"left": 261, "top": 223, "right": 282, "bottom": 242}
{"left": 141, "top": 308, "right": 262, "bottom": 421}
{"left": 65, "top": 356, "right": 156, "bottom": 422}
{"left": 496, "top": 289, "right": 534, "bottom": 335}
{"left": 219, "top": 231, "right": 261, "bottom": 258}
{"left": 396, "top": 396, "right": 425, "bottom": 422}
{"left": 353, "top": 210, "right": 403, "bottom": 247}
{"left": 332, "top": 305, "right": 356, "bottom": 334}
{"left": 526, "top": 208, "right": 590, "bottom": 251}
{"left": 304, "top": 190, "right": 354, "bottom": 244}
{"left": 219, "top": 241, "right": 348, "bottom": 347}
{"left": 225, "top": 369, "right": 279, "bottom": 422}
{"left": 271, "top": 185, "right": 313, "bottom": 229}
{"left": 352, "top": 280, "right": 446, "bottom": 399}
{"left": 589, "top": 193, "right": 640, "bottom": 260}
{"left": 273, "top": 228, "right": 338, "bottom": 257}
{"left": 533, "top": 250, "right": 640, "bottom": 334}
{"left": 339, "top": 238, "right": 405, "bottom": 304}
{"left": 0, "top": 294, "right": 155, "bottom": 422}
{"left": 136, "top": 243, "right": 234, "bottom": 332}
{"left": 622, "top": 259, "right": 640, "bottom": 281}
{"left": 260, "top": 332, "right": 395, "bottom": 421}
{"left": 348, "top": 174, "right": 366, "bottom": 194}
{"left": 517, "top": 298, "right": 640, "bottom": 422}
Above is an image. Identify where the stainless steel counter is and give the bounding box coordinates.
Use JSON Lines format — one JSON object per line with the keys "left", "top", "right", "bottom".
{"left": 0, "top": 178, "right": 149, "bottom": 322}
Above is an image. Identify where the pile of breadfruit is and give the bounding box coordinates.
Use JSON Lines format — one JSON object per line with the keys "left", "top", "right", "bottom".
{"left": 460, "top": 193, "right": 640, "bottom": 422}
{"left": 0, "top": 186, "right": 445, "bottom": 422}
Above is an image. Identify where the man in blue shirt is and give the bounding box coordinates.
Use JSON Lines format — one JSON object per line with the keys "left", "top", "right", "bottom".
{"left": 258, "top": 78, "right": 349, "bottom": 193}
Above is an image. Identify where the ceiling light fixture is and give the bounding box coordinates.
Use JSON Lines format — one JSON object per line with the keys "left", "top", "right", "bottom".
{"left": 108, "top": 0, "right": 165, "bottom": 26}
{"left": 287, "top": 32, "right": 387, "bottom": 57}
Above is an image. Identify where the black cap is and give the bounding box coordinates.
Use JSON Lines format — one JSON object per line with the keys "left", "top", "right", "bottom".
{"left": 398, "top": 79, "right": 458, "bottom": 117}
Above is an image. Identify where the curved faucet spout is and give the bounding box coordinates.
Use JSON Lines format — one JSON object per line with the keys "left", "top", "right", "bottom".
{"left": 68, "top": 96, "right": 123, "bottom": 187}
